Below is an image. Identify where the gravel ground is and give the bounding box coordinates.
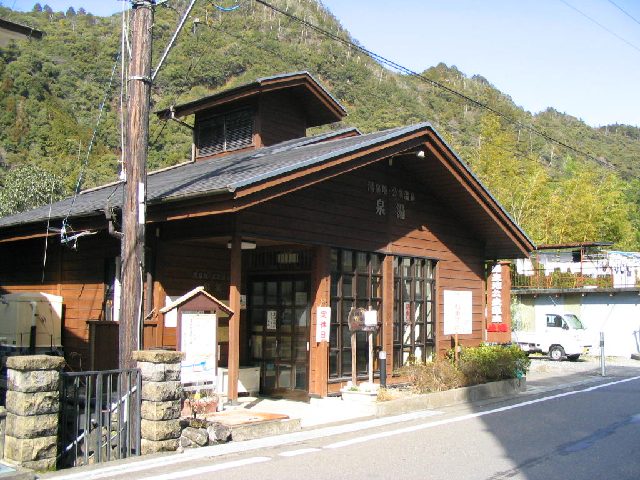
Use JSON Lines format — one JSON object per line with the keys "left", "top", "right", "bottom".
{"left": 527, "top": 354, "right": 640, "bottom": 377}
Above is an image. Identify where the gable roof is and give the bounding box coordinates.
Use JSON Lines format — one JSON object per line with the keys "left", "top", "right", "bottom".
{"left": 0, "top": 123, "right": 534, "bottom": 258}
{"left": 160, "top": 286, "right": 234, "bottom": 316}
{"left": 156, "top": 71, "right": 347, "bottom": 128}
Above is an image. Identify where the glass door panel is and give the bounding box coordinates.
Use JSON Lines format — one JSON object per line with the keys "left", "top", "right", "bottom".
{"left": 249, "top": 276, "right": 310, "bottom": 394}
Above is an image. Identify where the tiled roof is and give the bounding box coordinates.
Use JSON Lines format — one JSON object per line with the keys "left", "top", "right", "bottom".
{"left": 0, "top": 125, "right": 424, "bottom": 228}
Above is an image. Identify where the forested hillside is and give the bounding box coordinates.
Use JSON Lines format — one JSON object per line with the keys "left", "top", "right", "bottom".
{"left": 1, "top": 0, "right": 640, "bottom": 249}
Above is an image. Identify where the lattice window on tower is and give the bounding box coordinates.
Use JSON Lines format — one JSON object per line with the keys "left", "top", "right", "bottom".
{"left": 197, "top": 109, "right": 253, "bottom": 158}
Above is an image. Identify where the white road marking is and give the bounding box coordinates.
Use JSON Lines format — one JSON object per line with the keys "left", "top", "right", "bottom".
{"left": 279, "top": 448, "right": 321, "bottom": 457}
{"left": 46, "top": 376, "right": 640, "bottom": 480}
{"left": 45, "top": 410, "right": 441, "bottom": 480}
{"left": 324, "top": 375, "right": 640, "bottom": 449}
{"left": 140, "top": 457, "right": 271, "bottom": 480}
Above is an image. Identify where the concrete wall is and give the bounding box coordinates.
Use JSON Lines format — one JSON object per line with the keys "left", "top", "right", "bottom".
{"left": 513, "top": 292, "right": 640, "bottom": 357}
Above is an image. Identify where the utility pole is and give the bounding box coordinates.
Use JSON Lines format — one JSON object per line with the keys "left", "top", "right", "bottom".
{"left": 120, "top": 0, "right": 154, "bottom": 369}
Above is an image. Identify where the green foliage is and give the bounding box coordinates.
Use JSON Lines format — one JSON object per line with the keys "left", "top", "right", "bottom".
{"left": 0, "top": 1, "right": 640, "bottom": 250}
{"left": 0, "top": 163, "right": 65, "bottom": 216}
{"left": 457, "top": 344, "right": 530, "bottom": 385}
{"left": 400, "top": 344, "right": 529, "bottom": 392}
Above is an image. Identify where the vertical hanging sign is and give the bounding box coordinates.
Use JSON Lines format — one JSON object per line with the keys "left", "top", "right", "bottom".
{"left": 316, "top": 306, "right": 331, "bottom": 342}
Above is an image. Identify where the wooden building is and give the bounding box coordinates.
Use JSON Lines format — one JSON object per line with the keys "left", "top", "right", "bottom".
{"left": 0, "top": 72, "right": 533, "bottom": 398}
{"left": 0, "top": 18, "right": 43, "bottom": 46}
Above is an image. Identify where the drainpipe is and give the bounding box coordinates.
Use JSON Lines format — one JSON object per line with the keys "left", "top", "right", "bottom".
{"left": 29, "top": 301, "right": 37, "bottom": 354}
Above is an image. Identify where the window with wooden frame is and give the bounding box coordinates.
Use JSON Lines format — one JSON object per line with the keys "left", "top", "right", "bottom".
{"left": 329, "top": 249, "right": 383, "bottom": 380}
{"left": 197, "top": 108, "right": 253, "bottom": 157}
{"left": 393, "top": 257, "right": 436, "bottom": 367}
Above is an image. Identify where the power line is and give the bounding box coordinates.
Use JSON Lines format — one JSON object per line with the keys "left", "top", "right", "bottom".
{"left": 606, "top": 0, "right": 640, "bottom": 27}
{"left": 62, "top": 54, "right": 120, "bottom": 230}
{"left": 149, "top": 8, "right": 225, "bottom": 147}
{"left": 253, "top": 0, "right": 606, "bottom": 166}
{"left": 560, "top": 0, "right": 640, "bottom": 53}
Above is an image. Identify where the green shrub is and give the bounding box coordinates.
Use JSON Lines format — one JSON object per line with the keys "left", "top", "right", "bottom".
{"left": 457, "top": 344, "right": 530, "bottom": 385}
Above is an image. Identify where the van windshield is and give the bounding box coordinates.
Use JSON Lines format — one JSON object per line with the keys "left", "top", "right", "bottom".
{"left": 563, "top": 314, "right": 584, "bottom": 329}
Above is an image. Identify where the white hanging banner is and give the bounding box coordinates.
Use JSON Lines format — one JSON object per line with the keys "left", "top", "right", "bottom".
{"left": 316, "top": 306, "right": 331, "bottom": 342}
{"left": 443, "top": 290, "right": 473, "bottom": 335}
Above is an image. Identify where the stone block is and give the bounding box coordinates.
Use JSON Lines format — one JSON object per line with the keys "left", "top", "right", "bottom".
{"left": 133, "top": 350, "right": 184, "bottom": 365}
{"left": 140, "top": 438, "right": 179, "bottom": 455}
{"left": 6, "top": 355, "right": 65, "bottom": 372}
{"left": 140, "top": 400, "right": 181, "bottom": 421}
{"left": 207, "top": 422, "right": 231, "bottom": 443}
{"left": 7, "top": 369, "right": 60, "bottom": 393}
{"left": 164, "top": 363, "right": 181, "bottom": 381}
{"left": 141, "top": 419, "right": 181, "bottom": 441}
{"left": 138, "top": 362, "right": 167, "bottom": 382}
{"left": 141, "top": 381, "right": 182, "bottom": 402}
{"left": 179, "top": 436, "right": 193, "bottom": 448}
{"left": 6, "top": 413, "right": 58, "bottom": 439}
{"left": 182, "top": 427, "right": 208, "bottom": 447}
{"left": 4, "top": 435, "right": 57, "bottom": 463}
{"left": 22, "top": 457, "right": 56, "bottom": 472}
{"left": 5, "top": 391, "right": 59, "bottom": 416}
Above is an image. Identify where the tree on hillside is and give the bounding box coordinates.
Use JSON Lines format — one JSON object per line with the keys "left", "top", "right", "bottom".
{"left": 0, "top": 164, "right": 65, "bottom": 217}
{"left": 32, "top": 3, "right": 43, "bottom": 12}
{"left": 542, "top": 162, "right": 636, "bottom": 248}
{"left": 469, "top": 114, "right": 550, "bottom": 240}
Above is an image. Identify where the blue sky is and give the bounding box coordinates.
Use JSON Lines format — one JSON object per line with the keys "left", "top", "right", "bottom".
{"left": 5, "top": 0, "right": 640, "bottom": 127}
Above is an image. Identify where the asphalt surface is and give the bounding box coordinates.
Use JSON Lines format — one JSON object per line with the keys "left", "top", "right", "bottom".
{"left": 41, "top": 356, "right": 640, "bottom": 480}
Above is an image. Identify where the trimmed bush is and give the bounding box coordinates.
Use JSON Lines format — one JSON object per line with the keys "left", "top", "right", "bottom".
{"left": 458, "top": 344, "right": 530, "bottom": 385}
{"left": 400, "top": 344, "right": 529, "bottom": 393}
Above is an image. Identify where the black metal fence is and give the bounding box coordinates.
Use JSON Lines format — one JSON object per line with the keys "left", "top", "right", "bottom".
{"left": 58, "top": 368, "right": 141, "bottom": 469}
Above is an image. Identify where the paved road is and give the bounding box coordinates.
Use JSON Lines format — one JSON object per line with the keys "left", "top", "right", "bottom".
{"left": 46, "top": 374, "right": 640, "bottom": 480}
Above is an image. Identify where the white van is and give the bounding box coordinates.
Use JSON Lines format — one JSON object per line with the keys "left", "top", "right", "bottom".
{"left": 512, "top": 313, "right": 591, "bottom": 361}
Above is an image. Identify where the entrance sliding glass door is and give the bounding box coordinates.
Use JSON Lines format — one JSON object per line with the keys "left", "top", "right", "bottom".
{"left": 249, "top": 277, "right": 310, "bottom": 395}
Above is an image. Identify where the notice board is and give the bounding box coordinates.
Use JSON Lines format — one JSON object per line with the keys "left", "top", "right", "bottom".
{"left": 443, "top": 290, "right": 472, "bottom": 335}
{"left": 180, "top": 311, "right": 217, "bottom": 384}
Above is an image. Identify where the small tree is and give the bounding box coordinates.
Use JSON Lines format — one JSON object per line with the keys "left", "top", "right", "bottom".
{"left": 32, "top": 3, "right": 43, "bottom": 12}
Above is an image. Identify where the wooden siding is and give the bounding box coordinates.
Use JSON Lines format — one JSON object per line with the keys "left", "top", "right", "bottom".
{"left": 154, "top": 240, "right": 231, "bottom": 358}
{"left": 240, "top": 160, "right": 487, "bottom": 366}
{"left": 258, "top": 92, "right": 307, "bottom": 147}
{"left": 0, "top": 233, "right": 119, "bottom": 369}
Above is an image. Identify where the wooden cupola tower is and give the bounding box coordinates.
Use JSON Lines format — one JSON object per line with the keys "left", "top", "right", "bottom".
{"left": 156, "top": 72, "right": 347, "bottom": 161}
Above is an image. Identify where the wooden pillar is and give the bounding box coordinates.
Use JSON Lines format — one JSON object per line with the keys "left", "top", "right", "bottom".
{"left": 310, "top": 245, "right": 330, "bottom": 397}
{"left": 382, "top": 255, "right": 394, "bottom": 376}
{"left": 227, "top": 235, "right": 242, "bottom": 403}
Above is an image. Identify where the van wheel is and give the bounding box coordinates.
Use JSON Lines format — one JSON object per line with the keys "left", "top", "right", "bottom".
{"left": 567, "top": 354, "right": 580, "bottom": 361}
{"left": 549, "top": 345, "right": 565, "bottom": 361}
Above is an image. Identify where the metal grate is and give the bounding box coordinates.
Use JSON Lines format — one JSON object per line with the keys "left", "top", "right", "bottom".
{"left": 58, "top": 368, "right": 141, "bottom": 469}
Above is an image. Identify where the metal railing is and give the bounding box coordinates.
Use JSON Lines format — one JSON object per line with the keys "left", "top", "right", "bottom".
{"left": 58, "top": 368, "right": 141, "bottom": 469}
{"left": 511, "top": 269, "right": 635, "bottom": 290}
